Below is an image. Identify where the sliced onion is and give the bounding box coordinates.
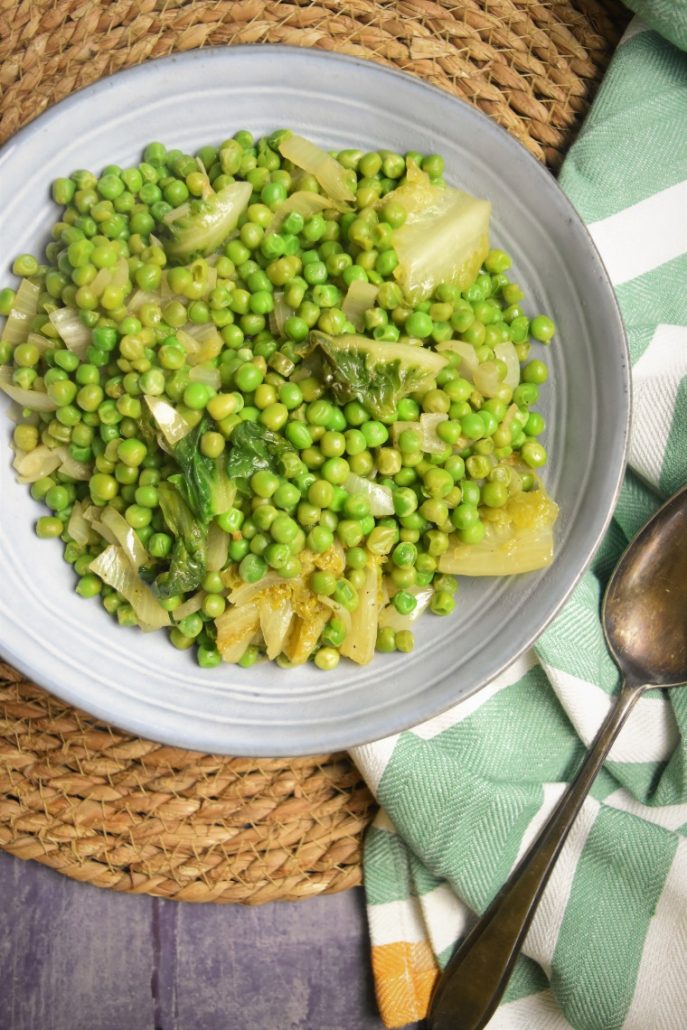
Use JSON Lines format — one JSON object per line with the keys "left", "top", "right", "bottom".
{"left": 342, "top": 279, "right": 378, "bottom": 331}
{"left": 268, "top": 190, "right": 341, "bottom": 233}
{"left": 175, "top": 328, "right": 201, "bottom": 359}
{"left": 67, "top": 501, "right": 95, "bottom": 547}
{"left": 13, "top": 444, "right": 62, "bottom": 483}
{"left": 318, "top": 595, "right": 353, "bottom": 636}
{"left": 172, "top": 591, "right": 205, "bottom": 621}
{"left": 0, "top": 367, "right": 58, "bottom": 411}
{"left": 145, "top": 395, "right": 192, "bottom": 446}
{"left": 163, "top": 202, "right": 191, "bottom": 225}
{"left": 90, "top": 267, "right": 112, "bottom": 297}
{"left": 112, "top": 258, "right": 130, "bottom": 290}
{"left": 378, "top": 586, "right": 433, "bottom": 632}
{"left": 343, "top": 473, "right": 394, "bottom": 516}
{"left": 227, "top": 572, "right": 284, "bottom": 606}
{"left": 127, "top": 289, "right": 160, "bottom": 312}
{"left": 269, "top": 292, "right": 290, "bottom": 336}
{"left": 259, "top": 590, "right": 295, "bottom": 660}
{"left": 419, "top": 413, "right": 449, "bottom": 453}
{"left": 436, "top": 339, "right": 479, "bottom": 381}
{"left": 89, "top": 545, "right": 170, "bottom": 630}
{"left": 56, "top": 445, "right": 91, "bottom": 481}
{"left": 26, "top": 332, "right": 53, "bottom": 353}
{"left": 473, "top": 360, "right": 505, "bottom": 398}
{"left": 183, "top": 324, "right": 223, "bottom": 365}
{"left": 207, "top": 522, "right": 230, "bottom": 572}
{"left": 1, "top": 280, "right": 40, "bottom": 346}
{"left": 215, "top": 600, "right": 261, "bottom": 663}
{"left": 188, "top": 365, "right": 221, "bottom": 390}
{"left": 277, "top": 134, "right": 355, "bottom": 203}
{"left": 48, "top": 307, "right": 91, "bottom": 358}
{"left": 100, "top": 505, "right": 148, "bottom": 570}
{"left": 494, "top": 340, "right": 521, "bottom": 390}
{"left": 340, "top": 563, "right": 380, "bottom": 666}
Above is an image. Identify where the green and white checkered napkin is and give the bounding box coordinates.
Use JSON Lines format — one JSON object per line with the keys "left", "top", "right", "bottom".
{"left": 351, "top": 13, "right": 687, "bottom": 1029}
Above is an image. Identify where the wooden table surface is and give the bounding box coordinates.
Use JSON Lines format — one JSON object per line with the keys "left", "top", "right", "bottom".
{"left": 0, "top": 849, "right": 424, "bottom": 1030}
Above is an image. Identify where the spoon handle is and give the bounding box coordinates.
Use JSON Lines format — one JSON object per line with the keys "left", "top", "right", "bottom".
{"left": 428, "top": 678, "right": 643, "bottom": 1030}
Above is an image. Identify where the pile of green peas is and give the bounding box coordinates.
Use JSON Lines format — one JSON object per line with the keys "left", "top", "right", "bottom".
{"left": 0, "top": 129, "right": 556, "bottom": 671}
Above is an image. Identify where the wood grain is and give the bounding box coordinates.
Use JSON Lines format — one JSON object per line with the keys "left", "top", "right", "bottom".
{"left": 0, "top": 850, "right": 424, "bottom": 1030}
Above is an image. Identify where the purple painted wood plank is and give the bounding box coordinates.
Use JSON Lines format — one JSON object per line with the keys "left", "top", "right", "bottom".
{"left": 0, "top": 851, "right": 424, "bottom": 1030}
{"left": 0, "top": 851, "right": 154, "bottom": 1030}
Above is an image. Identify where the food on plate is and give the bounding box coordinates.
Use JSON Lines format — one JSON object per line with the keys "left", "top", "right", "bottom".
{"left": 0, "top": 129, "right": 558, "bottom": 670}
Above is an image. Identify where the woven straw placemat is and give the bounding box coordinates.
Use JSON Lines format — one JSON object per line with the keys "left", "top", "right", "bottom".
{"left": 0, "top": 0, "right": 629, "bottom": 904}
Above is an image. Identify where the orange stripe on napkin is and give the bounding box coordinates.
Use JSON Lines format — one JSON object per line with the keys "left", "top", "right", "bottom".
{"left": 371, "top": 939, "right": 439, "bottom": 1028}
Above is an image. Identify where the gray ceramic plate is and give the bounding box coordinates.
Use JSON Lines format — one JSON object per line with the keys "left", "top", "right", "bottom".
{"left": 0, "top": 47, "right": 630, "bottom": 756}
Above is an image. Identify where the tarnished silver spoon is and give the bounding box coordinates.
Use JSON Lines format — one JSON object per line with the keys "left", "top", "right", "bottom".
{"left": 429, "top": 484, "right": 687, "bottom": 1030}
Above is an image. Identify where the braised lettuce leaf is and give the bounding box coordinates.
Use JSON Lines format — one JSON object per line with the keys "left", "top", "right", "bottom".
{"left": 314, "top": 331, "right": 447, "bottom": 419}
{"left": 156, "top": 482, "right": 207, "bottom": 597}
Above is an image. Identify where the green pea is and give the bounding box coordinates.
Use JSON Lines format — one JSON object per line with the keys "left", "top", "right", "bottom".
{"left": 525, "top": 412, "right": 546, "bottom": 436}
{"left": 239, "top": 553, "right": 267, "bottom": 583}
{"left": 332, "top": 579, "right": 358, "bottom": 612}
{"left": 250, "top": 470, "right": 279, "bottom": 499}
{"left": 307, "top": 479, "right": 333, "bottom": 509}
{"left": 459, "top": 521, "right": 486, "bottom": 545}
{"left": 376, "top": 627, "right": 396, "bottom": 652}
{"left": 314, "top": 647, "right": 340, "bottom": 671}
{"left": 361, "top": 421, "right": 388, "bottom": 448}
{"left": 182, "top": 382, "right": 210, "bottom": 410}
{"left": 306, "top": 526, "right": 334, "bottom": 553}
{"left": 197, "top": 647, "right": 222, "bottom": 668}
{"left": 35, "top": 515, "right": 63, "bottom": 539}
{"left": 317, "top": 456, "right": 347, "bottom": 485}
{"left": 117, "top": 438, "right": 147, "bottom": 467}
{"left": 523, "top": 360, "right": 548, "bottom": 385}
{"left": 520, "top": 441, "right": 548, "bottom": 468}
{"left": 392, "top": 542, "right": 418, "bottom": 568}
{"left": 392, "top": 590, "right": 417, "bottom": 616}
{"left": 269, "top": 514, "right": 299, "bottom": 544}
{"left": 311, "top": 570, "right": 337, "bottom": 596}
{"left": 430, "top": 591, "right": 455, "bottom": 616}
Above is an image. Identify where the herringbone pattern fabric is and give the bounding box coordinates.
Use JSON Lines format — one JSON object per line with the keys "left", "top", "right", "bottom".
{"left": 352, "top": 17, "right": 687, "bottom": 1029}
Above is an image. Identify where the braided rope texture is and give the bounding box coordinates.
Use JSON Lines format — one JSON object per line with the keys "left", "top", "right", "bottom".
{"left": 0, "top": 665, "right": 372, "bottom": 902}
{"left": 1, "top": 0, "right": 628, "bottom": 165}
{"left": 0, "top": 0, "right": 628, "bottom": 902}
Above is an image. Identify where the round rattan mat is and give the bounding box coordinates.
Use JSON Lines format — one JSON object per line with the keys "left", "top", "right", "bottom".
{"left": 0, "top": 0, "right": 629, "bottom": 904}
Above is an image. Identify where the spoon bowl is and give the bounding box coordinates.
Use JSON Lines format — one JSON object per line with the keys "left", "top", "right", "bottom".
{"left": 604, "top": 486, "right": 687, "bottom": 688}
{"left": 429, "top": 485, "right": 687, "bottom": 1030}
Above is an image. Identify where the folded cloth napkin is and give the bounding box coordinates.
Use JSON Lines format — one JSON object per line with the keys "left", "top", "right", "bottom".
{"left": 351, "top": 14, "right": 687, "bottom": 1029}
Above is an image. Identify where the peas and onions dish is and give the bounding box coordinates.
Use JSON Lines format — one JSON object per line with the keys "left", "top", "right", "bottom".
{"left": 0, "top": 129, "right": 559, "bottom": 671}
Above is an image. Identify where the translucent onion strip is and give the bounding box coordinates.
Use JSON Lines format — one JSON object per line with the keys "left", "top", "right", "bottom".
{"left": 67, "top": 501, "right": 95, "bottom": 547}
{"left": 100, "top": 505, "right": 148, "bottom": 570}
{"left": 0, "top": 280, "right": 39, "bottom": 346}
{"left": 56, "top": 445, "right": 91, "bottom": 481}
{"left": 188, "top": 365, "right": 221, "bottom": 390}
{"left": 0, "top": 367, "right": 58, "bottom": 411}
{"left": 344, "top": 473, "right": 394, "bottom": 516}
{"left": 342, "top": 279, "right": 378, "bottom": 331}
{"left": 494, "top": 340, "right": 521, "bottom": 390}
{"left": 48, "top": 307, "right": 91, "bottom": 358}
{"left": 206, "top": 522, "right": 230, "bottom": 572}
{"left": 13, "top": 444, "right": 62, "bottom": 483}
{"left": 277, "top": 134, "right": 355, "bottom": 204}
{"left": 173, "top": 591, "right": 205, "bottom": 621}
{"left": 436, "top": 339, "right": 479, "bottom": 380}
{"left": 145, "top": 395, "right": 192, "bottom": 446}
{"left": 89, "top": 545, "right": 170, "bottom": 630}
{"left": 268, "top": 191, "right": 338, "bottom": 232}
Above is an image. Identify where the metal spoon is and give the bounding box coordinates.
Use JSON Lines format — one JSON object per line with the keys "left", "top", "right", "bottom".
{"left": 428, "top": 484, "right": 687, "bottom": 1030}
